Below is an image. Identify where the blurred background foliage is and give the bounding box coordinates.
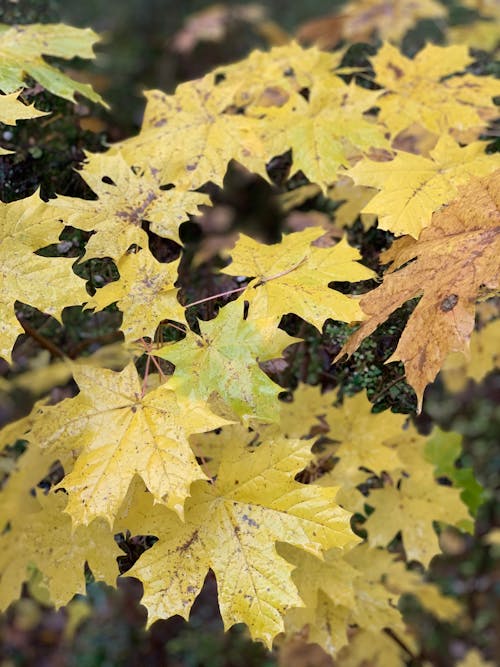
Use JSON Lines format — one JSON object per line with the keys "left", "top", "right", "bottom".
{"left": 0, "top": 0, "right": 499, "bottom": 665}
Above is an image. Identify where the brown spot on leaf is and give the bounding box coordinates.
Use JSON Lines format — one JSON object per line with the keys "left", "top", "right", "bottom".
{"left": 178, "top": 529, "right": 199, "bottom": 553}
{"left": 388, "top": 62, "right": 404, "bottom": 79}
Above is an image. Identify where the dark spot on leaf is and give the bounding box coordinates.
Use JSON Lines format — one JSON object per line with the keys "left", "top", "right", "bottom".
{"left": 388, "top": 62, "right": 404, "bottom": 79}
{"left": 440, "top": 294, "right": 459, "bottom": 312}
{"left": 178, "top": 529, "right": 199, "bottom": 553}
{"left": 242, "top": 514, "right": 258, "bottom": 528}
{"left": 154, "top": 118, "right": 167, "bottom": 128}
{"left": 102, "top": 175, "right": 116, "bottom": 186}
{"left": 283, "top": 67, "right": 295, "bottom": 77}
{"left": 214, "top": 72, "right": 226, "bottom": 85}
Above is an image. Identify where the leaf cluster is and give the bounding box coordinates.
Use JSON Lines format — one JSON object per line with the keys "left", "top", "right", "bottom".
{"left": 0, "top": 10, "right": 499, "bottom": 665}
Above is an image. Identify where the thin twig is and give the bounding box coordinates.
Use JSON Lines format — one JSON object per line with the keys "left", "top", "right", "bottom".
{"left": 371, "top": 373, "right": 407, "bottom": 405}
{"left": 18, "top": 318, "right": 66, "bottom": 359}
{"left": 184, "top": 285, "right": 248, "bottom": 309}
{"left": 384, "top": 628, "right": 420, "bottom": 664}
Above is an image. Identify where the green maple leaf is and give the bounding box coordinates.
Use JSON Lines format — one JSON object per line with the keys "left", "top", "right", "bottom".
{"left": 156, "top": 300, "right": 297, "bottom": 423}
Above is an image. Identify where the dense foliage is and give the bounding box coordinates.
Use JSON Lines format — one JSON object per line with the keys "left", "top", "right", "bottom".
{"left": 0, "top": 2, "right": 499, "bottom": 665}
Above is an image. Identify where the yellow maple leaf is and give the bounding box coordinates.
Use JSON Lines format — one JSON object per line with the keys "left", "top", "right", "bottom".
{"left": 0, "top": 91, "right": 48, "bottom": 125}
{"left": 343, "top": 0, "right": 446, "bottom": 43}
{"left": 51, "top": 152, "right": 209, "bottom": 259}
{"left": 212, "top": 41, "right": 344, "bottom": 111}
{"left": 116, "top": 435, "right": 358, "bottom": 646}
{"left": 251, "top": 81, "right": 387, "bottom": 191}
{"left": 448, "top": 19, "right": 500, "bottom": 52}
{"left": 441, "top": 319, "right": 500, "bottom": 393}
{"left": 113, "top": 81, "right": 267, "bottom": 189}
{"left": 456, "top": 649, "right": 496, "bottom": 667}
{"left": 371, "top": 42, "right": 500, "bottom": 137}
{"left": 335, "top": 628, "right": 412, "bottom": 667}
{"left": 156, "top": 300, "right": 297, "bottom": 423}
{"left": 278, "top": 384, "right": 335, "bottom": 438}
{"left": 221, "top": 227, "right": 374, "bottom": 329}
{"left": 0, "top": 492, "right": 119, "bottom": 610}
{"left": 90, "top": 249, "right": 185, "bottom": 342}
{"left": 281, "top": 543, "right": 406, "bottom": 656}
{"left": 0, "top": 23, "right": 105, "bottom": 105}
{"left": 328, "top": 175, "right": 377, "bottom": 229}
{"left": 114, "top": 43, "right": 385, "bottom": 191}
{"left": 319, "top": 391, "right": 406, "bottom": 480}
{"left": 337, "top": 170, "right": 500, "bottom": 409}
{"left": 25, "top": 362, "right": 228, "bottom": 525}
{"left": 347, "top": 135, "right": 500, "bottom": 238}
{"left": 0, "top": 193, "right": 88, "bottom": 362}
{"left": 385, "top": 560, "right": 462, "bottom": 621}
{"left": 363, "top": 473, "right": 470, "bottom": 566}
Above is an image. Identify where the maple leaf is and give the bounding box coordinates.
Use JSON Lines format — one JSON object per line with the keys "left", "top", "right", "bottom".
{"left": 221, "top": 227, "right": 374, "bottom": 329}
{"left": 328, "top": 176, "right": 377, "bottom": 229}
{"left": 113, "top": 81, "right": 267, "bottom": 190}
{"left": 337, "top": 171, "right": 500, "bottom": 409}
{"left": 342, "top": 0, "right": 446, "bottom": 43}
{"left": 281, "top": 543, "right": 404, "bottom": 656}
{"left": 117, "top": 435, "right": 358, "bottom": 646}
{"left": 248, "top": 81, "right": 388, "bottom": 191}
{"left": 156, "top": 300, "right": 297, "bottom": 423}
{"left": 212, "top": 41, "right": 345, "bottom": 111}
{"left": 0, "top": 90, "right": 48, "bottom": 124}
{"left": 371, "top": 42, "right": 500, "bottom": 137}
{"left": 0, "top": 492, "right": 120, "bottom": 610}
{"left": 51, "top": 153, "right": 209, "bottom": 260}
{"left": 347, "top": 135, "right": 500, "bottom": 238}
{"left": 318, "top": 391, "right": 405, "bottom": 486}
{"left": 335, "top": 628, "right": 412, "bottom": 667}
{"left": 25, "top": 362, "right": 228, "bottom": 525}
{"left": 278, "top": 384, "right": 335, "bottom": 439}
{"left": 114, "top": 43, "right": 383, "bottom": 190}
{"left": 441, "top": 318, "right": 500, "bottom": 393}
{"left": 0, "top": 193, "right": 88, "bottom": 362}
{"left": 449, "top": 19, "right": 500, "bottom": 52}
{"left": 385, "top": 560, "right": 461, "bottom": 622}
{"left": 90, "top": 249, "right": 185, "bottom": 342}
{"left": 0, "top": 23, "right": 105, "bottom": 105}
{"left": 363, "top": 472, "right": 470, "bottom": 566}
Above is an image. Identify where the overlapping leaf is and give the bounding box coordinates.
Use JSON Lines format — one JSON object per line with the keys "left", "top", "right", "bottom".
{"left": 0, "top": 492, "right": 120, "bottom": 611}
{"left": 51, "top": 153, "right": 209, "bottom": 259}
{"left": 347, "top": 135, "right": 500, "bottom": 237}
{"left": 117, "top": 435, "right": 358, "bottom": 646}
{"left": 221, "top": 227, "right": 374, "bottom": 329}
{"left": 25, "top": 362, "right": 228, "bottom": 525}
{"left": 337, "top": 171, "right": 500, "bottom": 408}
{"left": 371, "top": 42, "right": 500, "bottom": 137}
{"left": 90, "top": 249, "right": 184, "bottom": 342}
{"left": 157, "top": 300, "right": 297, "bottom": 423}
{"left": 0, "top": 193, "right": 87, "bottom": 362}
{"left": 0, "top": 91, "right": 48, "bottom": 125}
{"left": 0, "top": 23, "right": 105, "bottom": 104}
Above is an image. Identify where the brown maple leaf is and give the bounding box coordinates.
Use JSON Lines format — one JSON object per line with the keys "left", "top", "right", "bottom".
{"left": 336, "top": 170, "right": 500, "bottom": 409}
